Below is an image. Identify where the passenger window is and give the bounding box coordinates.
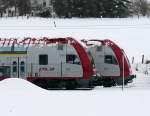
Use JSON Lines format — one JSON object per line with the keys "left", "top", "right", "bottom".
{"left": 20, "top": 61, "right": 25, "bottom": 72}
{"left": 66, "top": 54, "right": 80, "bottom": 65}
{"left": 13, "top": 61, "right": 17, "bottom": 72}
{"left": 104, "top": 55, "right": 118, "bottom": 65}
{"left": 39, "top": 55, "right": 48, "bottom": 65}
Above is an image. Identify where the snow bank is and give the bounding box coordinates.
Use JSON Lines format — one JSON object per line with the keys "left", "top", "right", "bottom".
{"left": 0, "top": 78, "right": 46, "bottom": 93}
{"left": 0, "top": 78, "right": 150, "bottom": 116}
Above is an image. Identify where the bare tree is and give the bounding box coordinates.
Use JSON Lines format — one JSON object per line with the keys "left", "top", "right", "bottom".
{"left": 0, "top": 0, "right": 31, "bottom": 16}
{"left": 140, "top": 0, "right": 149, "bottom": 16}
{"left": 131, "top": 0, "right": 149, "bottom": 16}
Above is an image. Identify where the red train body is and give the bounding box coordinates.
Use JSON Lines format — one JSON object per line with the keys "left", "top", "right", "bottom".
{"left": 0, "top": 37, "right": 135, "bottom": 88}
{"left": 81, "top": 39, "right": 136, "bottom": 87}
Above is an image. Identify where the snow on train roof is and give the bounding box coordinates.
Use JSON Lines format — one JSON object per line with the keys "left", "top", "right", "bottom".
{"left": 0, "top": 37, "right": 84, "bottom": 53}
{"left": 0, "top": 37, "right": 108, "bottom": 53}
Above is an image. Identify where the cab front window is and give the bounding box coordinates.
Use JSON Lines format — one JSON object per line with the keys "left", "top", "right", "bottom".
{"left": 66, "top": 54, "right": 80, "bottom": 65}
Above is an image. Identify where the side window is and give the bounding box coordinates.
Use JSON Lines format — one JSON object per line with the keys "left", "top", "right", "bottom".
{"left": 66, "top": 54, "right": 80, "bottom": 65}
{"left": 13, "top": 61, "right": 17, "bottom": 72}
{"left": 20, "top": 61, "right": 25, "bottom": 72}
{"left": 104, "top": 55, "right": 118, "bottom": 65}
{"left": 39, "top": 55, "right": 48, "bottom": 65}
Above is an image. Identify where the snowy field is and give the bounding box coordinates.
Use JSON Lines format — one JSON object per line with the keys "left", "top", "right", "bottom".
{"left": 0, "top": 17, "right": 150, "bottom": 116}
{"left": 0, "top": 17, "right": 150, "bottom": 62}
{"left": 0, "top": 68, "right": 150, "bottom": 116}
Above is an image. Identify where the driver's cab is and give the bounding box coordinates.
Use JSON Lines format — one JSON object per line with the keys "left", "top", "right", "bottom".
{"left": 86, "top": 41, "right": 120, "bottom": 77}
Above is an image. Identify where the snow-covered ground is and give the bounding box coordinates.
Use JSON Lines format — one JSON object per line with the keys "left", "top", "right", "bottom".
{"left": 0, "top": 17, "right": 150, "bottom": 62}
{"left": 0, "top": 17, "right": 150, "bottom": 116}
{"left": 0, "top": 68, "right": 150, "bottom": 116}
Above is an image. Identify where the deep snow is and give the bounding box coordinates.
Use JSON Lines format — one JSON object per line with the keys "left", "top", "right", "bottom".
{"left": 0, "top": 17, "right": 150, "bottom": 116}
{"left": 0, "top": 69, "right": 150, "bottom": 116}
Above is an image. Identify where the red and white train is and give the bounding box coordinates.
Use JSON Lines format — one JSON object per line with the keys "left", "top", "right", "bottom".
{"left": 0, "top": 37, "right": 135, "bottom": 89}
{"left": 0, "top": 37, "right": 98, "bottom": 89}
{"left": 81, "top": 39, "right": 136, "bottom": 87}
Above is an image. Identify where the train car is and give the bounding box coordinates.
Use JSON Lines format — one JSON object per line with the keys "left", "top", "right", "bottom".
{"left": 0, "top": 37, "right": 98, "bottom": 89}
{"left": 81, "top": 39, "right": 136, "bottom": 87}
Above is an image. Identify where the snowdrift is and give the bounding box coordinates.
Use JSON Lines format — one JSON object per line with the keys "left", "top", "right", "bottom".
{"left": 0, "top": 77, "right": 150, "bottom": 116}
{"left": 0, "top": 78, "right": 46, "bottom": 92}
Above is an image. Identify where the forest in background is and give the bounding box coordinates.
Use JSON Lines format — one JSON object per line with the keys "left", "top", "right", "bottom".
{"left": 0, "top": 0, "right": 150, "bottom": 18}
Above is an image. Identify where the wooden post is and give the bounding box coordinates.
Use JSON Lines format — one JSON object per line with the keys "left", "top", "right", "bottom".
{"left": 132, "top": 56, "right": 134, "bottom": 64}
{"left": 142, "top": 55, "right": 144, "bottom": 64}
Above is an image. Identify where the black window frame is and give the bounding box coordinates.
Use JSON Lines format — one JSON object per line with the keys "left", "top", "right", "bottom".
{"left": 12, "top": 61, "right": 17, "bottom": 73}
{"left": 20, "top": 61, "right": 25, "bottom": 73}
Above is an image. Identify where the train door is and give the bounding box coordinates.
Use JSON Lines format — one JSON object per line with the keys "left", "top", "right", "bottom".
{"left": 11, "top": 56, "right": 26, "bottom": 78}
{"left": 58, "top": 44, "right": 83, "bottom": 78}
{"left": 62, "top": 54, "right": 83, "bottom": 77}
{"left": 89, "top": 45, "right": 120, "bottom": 77}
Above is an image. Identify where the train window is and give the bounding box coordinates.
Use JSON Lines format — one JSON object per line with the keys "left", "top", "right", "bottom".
{"left": 39, "top": 55, "right": 48, "bottom": 65}
{"left": 20, "top": 61, "right": 25, "bottom": 72}
{"left": 0, "top": 66, "right": 10, "bottom": 77}
{"left": 66, "top": 54, "right": 80, "bottom": 65}
{"left": 0, "top": 47, "right": 11, "bottom": 51}
{"left": 57, "top": 44, "right": 63, "bottom": 50}
{"left": 13, "top": 61, "right": 17, "bottom": 72}
{"left": 104, "top": 55, "right": 118, "bottom": 65}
